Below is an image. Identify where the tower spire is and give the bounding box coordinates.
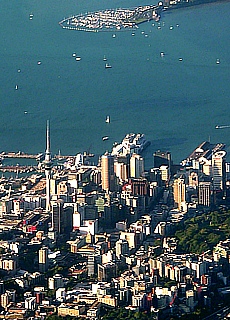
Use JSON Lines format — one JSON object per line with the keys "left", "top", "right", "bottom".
{"left": 45, "top": 120, "right": 51, "bottom": 162}
{"left": 44, "top": 120, "right": 52, "bottom": 213}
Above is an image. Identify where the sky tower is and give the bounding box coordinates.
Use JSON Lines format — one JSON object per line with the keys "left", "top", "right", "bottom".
{"left": 44, "top": 120, "right": 52, "bottom": 213}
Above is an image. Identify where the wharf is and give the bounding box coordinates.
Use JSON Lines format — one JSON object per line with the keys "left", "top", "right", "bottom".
{"left": 0, "top": 165, "right": 37, "bottom": 173}
{"left": 0, "top": 152, "right": 42, "bottom": 160}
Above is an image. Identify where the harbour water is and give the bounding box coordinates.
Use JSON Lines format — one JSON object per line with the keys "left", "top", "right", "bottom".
{"left": 0, "top": 0, "right": 230, "bottom": 168}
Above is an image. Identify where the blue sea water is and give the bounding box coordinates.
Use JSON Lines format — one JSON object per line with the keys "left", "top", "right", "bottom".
{"left": 0, "top": 0, "right": 230, "bottom": 168}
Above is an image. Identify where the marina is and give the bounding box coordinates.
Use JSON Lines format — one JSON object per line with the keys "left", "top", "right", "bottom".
{"left": 59, "top": 4, "right": 162, "bottom": 32}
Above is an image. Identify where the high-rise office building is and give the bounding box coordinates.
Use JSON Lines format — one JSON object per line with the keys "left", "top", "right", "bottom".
{"left": 198, "top": 182, "right": 211, "bottom": 207}
{"left": 173, "top": 177, "right": 186, "bottom": 211}
{"left": 51, "top": 199, "right": 73, "bottom": 235}
{"left": 38, "top": 247, "right": 48, "bottom": 273}
{"left": 212, "top": 151, "right": 226, "bottom": 191}
{"left": 130, "top": 154, "right": 144, "bottom": 178}
{"left": 101, "top": 152, "right": 115, "bottom": 192}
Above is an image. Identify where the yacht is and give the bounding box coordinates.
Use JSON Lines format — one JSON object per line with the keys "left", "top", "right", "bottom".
{"left": 105, "top": 63, "right": 112, "bottom": 69}
{"left": 102, "top": 136, "right": 109, "bottom": 141}
{"left": 15, "top": 85, "right": 18, "bottom": 90}
{"left": 105, "top": 116, "right": 110, "bottom": 123}
{"left": 75, "top": 56, "right": 81, "bottom": 61}
{"left": 216, "top": 59, "right": 220, "bottom": 64}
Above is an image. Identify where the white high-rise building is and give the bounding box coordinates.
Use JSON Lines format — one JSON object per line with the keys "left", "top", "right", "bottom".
{"left": 130, "top": 154, "right": 144, "bottom": 178}
{"left": 212, "top": 151, "right": 226, "bottom": 191}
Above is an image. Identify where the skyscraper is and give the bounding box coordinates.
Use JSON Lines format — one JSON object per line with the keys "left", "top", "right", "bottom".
{"left": 173, "top": 177, "right": 186, "bottom": 211}
{"left": 38, "top": 246, "right": 48, "bottom": 273}
{"left": 51, "top": 199, "right": 73, "bottom": 235}
{"left": 198, "top": 181, "right": 211, "bottom": 207}
{"left": 130, "top": 154, "right": 144, "bottom": 178}
{"left": 43, "top": 120, "right": 52, "bottom": 212}
{"left": 212, "top": 151, "right": 226, "bottom": 191}
{"left": 101, "top": 152, "right": 115, "bottom": 192}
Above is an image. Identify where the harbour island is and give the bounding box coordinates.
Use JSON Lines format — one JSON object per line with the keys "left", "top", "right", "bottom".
{"left": 59, "top": 4, "right": 163, "bottom": 32}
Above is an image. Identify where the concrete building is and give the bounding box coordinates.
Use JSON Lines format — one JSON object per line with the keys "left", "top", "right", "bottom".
{"left": 115, "top": 239, "right": 129, "bottom": 259}
{"left": 98, "top": 262, "right": 117, "bottom": 282}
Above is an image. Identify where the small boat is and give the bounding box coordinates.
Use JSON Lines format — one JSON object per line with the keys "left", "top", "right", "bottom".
{"left": 102, "top": 136, "right": 109, "bottom": 141}
{"left": 105, "top": 116, "right": 110, "bottom": 123}
{"left": 72, "top": 52, "right": 76, "bottom": 57}
{"left": 103, "top": 55, "right": 107, "bottom": 61}
{"left": 15, "top": 85, "right": 18, "bottom": 90}
{"left": 131, "top": 33, "right": 135, "bottom": 36}
{"left": 29, "top": 14, "right": 34, "bottom": 20}
{"left": 112, "top": 34, "right": 116, "bottom": 38}
{"left": 179, "top": 58, "right": 183, "bottom": 61}
{"left": 75, "top": 56, "right": 81, "bottom": 61}
{"left": 37, "top": 61, "right": 41, "bottom": 65}
{"left": 160, "top": 52, "right": 165, "bottom": 57}
{"left": 216, "top": 59, "right": 220, "bottom": 64}
{"left": 105, "top": 63, "right": 112, "bottom": 69}
{"left": 169, "top": 26, "right": 174, "bottom": 30}
{"left": 24, "top": 111, "right": 28, "bottom": 114}
{"left": 215, "top": 125, "right": 230, "bottom": 129}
